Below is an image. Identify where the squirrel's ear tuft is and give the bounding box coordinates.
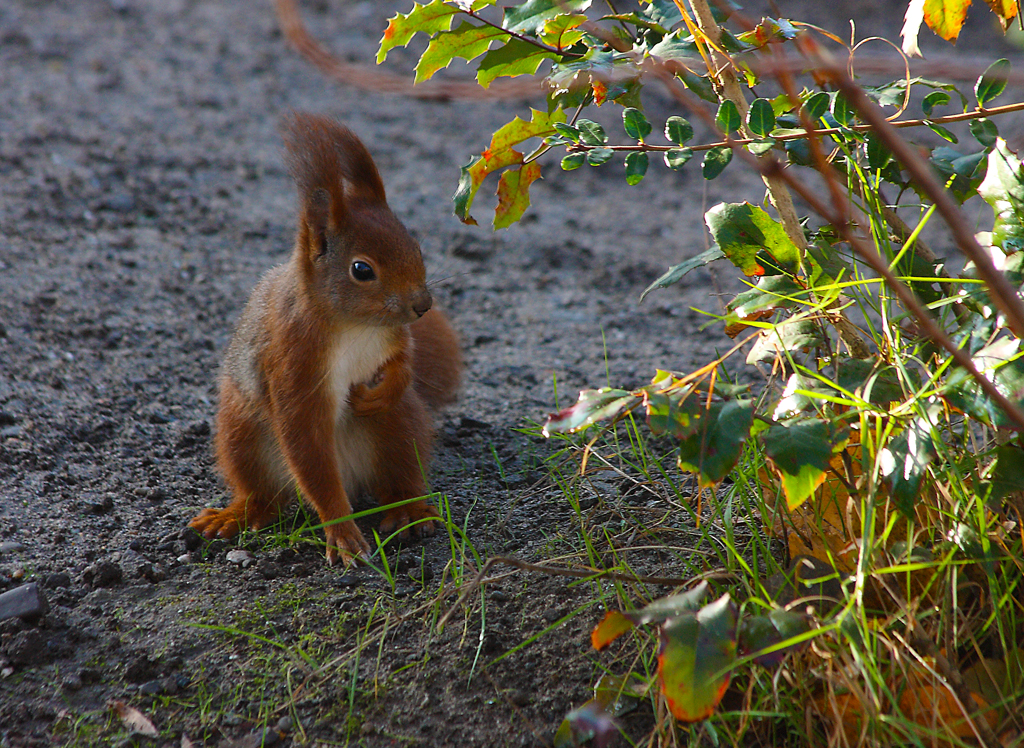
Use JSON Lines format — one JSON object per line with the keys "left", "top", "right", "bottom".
{"left": 282, "top": 112, "right": 387, "bottom": 214}
{"left": 301, "top": 187, "right": 331, "bottom": 258}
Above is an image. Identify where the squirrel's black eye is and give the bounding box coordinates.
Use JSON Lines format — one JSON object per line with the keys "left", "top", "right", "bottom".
{"left": 351, "top": 260, "right": 376, "bottom": 282}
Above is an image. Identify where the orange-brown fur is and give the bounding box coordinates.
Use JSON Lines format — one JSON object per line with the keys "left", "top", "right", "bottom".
{"left": 188, "top": 113, "right": 461, "bottom": 565}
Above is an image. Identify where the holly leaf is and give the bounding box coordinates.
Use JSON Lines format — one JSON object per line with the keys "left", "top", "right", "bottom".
{"left": 493, "top": 162, "right": 542, "bottom": 228}
{"left": 978, "top": 138, "right": 1024, "bottom": 253}
{"left": 724, "top": 275, "right": 807, "bottom": 333}
{"left": 542, "top": 388, "right": 636, "bottom": 436}
{"left": 676, "top": 400, "right": 754, "bottom": 487}
{"left": 625, "top": 582, "right": 710, "bottom": 626}
{"left": 923, "top": 0, "right": 972, "bottom": 42}
{"left": 645, "top": 390, "right": 703, "bottom": 440}
{"left": 658, "top": 595, "right": 737, "bottom": 722}
{"left": 737, "top": 609, "right": 812, "bottom": 666}
{"left": 746, "top": 317, "right": 826, "bottom": 364}
{"left": 540, "top": 13, "right": 588, "bottom": 48}
{"left": 415, "top": 21, "right": 509, "bottom": 83}
{"left": 377, "top": 1, "right": 462, "bottom": 64}
{"left": 504, "top": 0, "right": 593, "bottom": 34}
{"left": 453, "top": 150, "right": 522, "bottom": 225}
{"left": 985, "top": 443, "right": 1024, "bottom": 501}
{"left": 763, "top": 418, "right": 845, "bottom": 510}
{"left": 705, "top": 202, "right": 802, "bottom": 277}
{"left": 477, "top": 38, "right": 558, "bottom": 88}
{"left": 834, "top": 359, "right": 905, "bottom": 404}
{"left": 453, "top": 108, "right": 565, "bottom": 224}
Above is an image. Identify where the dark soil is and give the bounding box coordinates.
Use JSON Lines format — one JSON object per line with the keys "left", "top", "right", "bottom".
{"left": 0, "top": 1, "right": 1020, "bottom": 746}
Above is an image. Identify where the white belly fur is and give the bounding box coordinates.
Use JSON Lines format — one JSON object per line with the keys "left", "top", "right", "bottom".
{"left": 328, "top": 323, "right": 395, "bottom": 494}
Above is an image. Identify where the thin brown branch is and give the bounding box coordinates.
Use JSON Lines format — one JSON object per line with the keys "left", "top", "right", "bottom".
{"left": 803, "top": 41, "right": 1024, "bottom": 344}
{"left": 644, "top": 60, "right": 1024, "bottom": 433}
{"left": 563, "top": 100, "right": 1024, "bottom": 154}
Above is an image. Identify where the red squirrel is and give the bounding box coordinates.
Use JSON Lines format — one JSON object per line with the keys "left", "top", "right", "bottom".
{"left": 188, "top": 113, "right": 461, "bottom": 565}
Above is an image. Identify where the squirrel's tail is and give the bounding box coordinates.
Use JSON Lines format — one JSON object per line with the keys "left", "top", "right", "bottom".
{"left": 410, "top": 309, "right": 462, "bottom": 411}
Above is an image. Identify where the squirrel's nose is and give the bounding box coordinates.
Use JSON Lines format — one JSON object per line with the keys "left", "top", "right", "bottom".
{"left": 412, "top": 290, "right": 432, "bottom": 318}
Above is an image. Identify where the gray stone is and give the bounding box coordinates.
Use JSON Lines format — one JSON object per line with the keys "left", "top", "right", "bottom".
{"left": 0, "top": 583, "right": 49, "bottom": 622}
{"left": 226, "top": 549, "right": 254, "bottom": 568}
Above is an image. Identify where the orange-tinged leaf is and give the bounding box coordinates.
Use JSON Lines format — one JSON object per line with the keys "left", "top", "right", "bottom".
{"left": 494, "top": 161, "right": 542, "bottom": 228}
{"left": 923, "top": 0, "right": 973, "bottom": 42}
{"left": 898, "top": 682, "right": 999, "bottom": 740}
{"left": 487, "top": 108, "right": 566, "bottom": 157}
{"left": 812, "top": 691, "right": 867, "bottom": 745}
{"left": 453, "top": 109, "right": 564, "bottom": 225}
{"left": 453, "top": 149, "right": 524, "bottom": 225}
{"left": 983, "top": 0, "right": 1019, "bottom": 29}
{"left": 593, "top": 79, "right": 608, "bottom": 105}
{"left": 591, "top": 610, "right": 635, "bottom": 650}
{"left": 377, "top": 1, "right": 462, "bottom": 64}
{"left": 658, "top": 595, "right": 737, "bottom": 723}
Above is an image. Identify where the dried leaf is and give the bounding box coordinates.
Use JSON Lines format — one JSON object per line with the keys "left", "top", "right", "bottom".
{"left": 108, "top": 701, "right": 158, "bottom": 737}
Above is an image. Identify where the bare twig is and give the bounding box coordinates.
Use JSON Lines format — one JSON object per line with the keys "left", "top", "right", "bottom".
{"left": 803, "top": 40, "right": 1024, "bottom": 344}
{"left": 642, "top": 60, "right": 1024, "bottom": 432}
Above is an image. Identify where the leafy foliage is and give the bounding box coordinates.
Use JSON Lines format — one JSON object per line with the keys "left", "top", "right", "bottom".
{"left": 383, "top": 0, "right": 1024, "bottom": 742}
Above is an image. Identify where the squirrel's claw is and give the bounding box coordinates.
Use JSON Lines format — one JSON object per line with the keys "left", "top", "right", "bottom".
{"left": 324, "top": 519, "right": 372, "bottom": 566}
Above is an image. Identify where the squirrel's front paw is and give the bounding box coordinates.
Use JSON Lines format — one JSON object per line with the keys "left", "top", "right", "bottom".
{"left": 324, "top": 519, "right": 372, "bottom": 567}
{"left": 348, "top": 382, "right": 389, "bottom": 417}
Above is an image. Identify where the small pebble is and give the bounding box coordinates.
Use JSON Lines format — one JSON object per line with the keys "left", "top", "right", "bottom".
{"left": 226, "top": 549, "right": 255, "bottom": 568}
{"left": 542, "top": 608, "right": 561, "bottom": 623}
{"left": 138, "top": 680, "right": 163, "bottom": 696}
{"left": 489, "top": 590, "right": 509, "bottom": 603}
{"left": 0, "top": 541, "right": 25, "bottom": 555}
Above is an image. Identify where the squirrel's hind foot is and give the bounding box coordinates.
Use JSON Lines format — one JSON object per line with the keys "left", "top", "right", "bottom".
{"left": 379, "top": 500, "right": 440, "bottom": 541}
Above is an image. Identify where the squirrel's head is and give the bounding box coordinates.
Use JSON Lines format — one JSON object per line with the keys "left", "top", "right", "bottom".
{"left": 283, "top": 113, "right": 431, "bottom": 327}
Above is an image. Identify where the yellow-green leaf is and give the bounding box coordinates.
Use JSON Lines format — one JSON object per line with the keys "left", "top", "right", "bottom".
{"left": 983, "top": 0, "right": 1019, "bottom": 30}
{"left": 487, "top": 107, "right": 567, "bottom": 157}
{"left": 477, "top": 38, "right": 557, "bottom": 88}
{"left": 377, "top": 1, "right": 462, "bottom": 64}
{"left": 415, "top": 21, "right": 509, "bottom": 84}
{"left": 541, "top": 13, "right": 588, "bottom": 48}
{"left": 923, "top": 0, "right": 973, "bottom": 42}
{"left": 658, "top": 595, "right": 737, "bottom": 723}
{"left": 591, "top": 610, "right": 635, "bottom": 650}
{"left": 453, "top": 149, "right": 523, "bottom": 225}
{"left": 494, "top": 161, "right": 542, "bottom": 228}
